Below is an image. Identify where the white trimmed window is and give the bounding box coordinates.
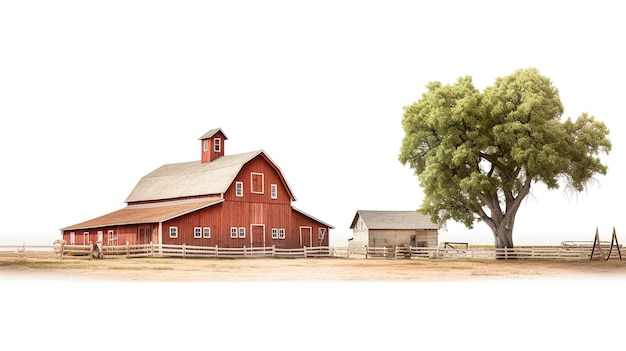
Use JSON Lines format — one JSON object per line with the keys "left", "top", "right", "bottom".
{"left": 170, "top": 226, "right": 178, "bottom": 238}
{"left": 270, "top": 184, "right": 277, "bottom": 199}
{"left": 214, "top": 138, "right": 221, "bottom": 152}
{"left": 70, "top": 232, "right": 75, "bottom": 245}
{"left": 194, "top": 227, "right": 202, "bottom": 239}
{"left": 203, "top": 227, "right": 211, "bottom": 238}
{"left": 203, "top": 139, "right": 208, "bottom": 152}
{"left": 251, "top": 172, "right": 264, "bottom": 194}
{"left": 238, "top": 227, "right": 246, "bottom": 238}
{"left": 235, "top": 181, "right": 243, "bottom": 197}
{"left": 230, "top": 227, "right": 238, "bottom": 238}
{"left": 107, "top": 230, "right": 116, "bottom": 245}
{"left": 271, "top": 228, "right": 278, "bottom": 239}
{"left": 279, "top": 228, "right": 285, "bottom": 239}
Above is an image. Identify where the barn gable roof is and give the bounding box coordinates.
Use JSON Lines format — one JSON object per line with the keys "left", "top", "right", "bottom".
{"left": 61, "top": 198, "right": 223, "bottom": 231}
{"left": 125, "top": 150, "right": 296, "bottom": 203}
{"left": 349, "top": 210, "right": 438, "bottom": 230}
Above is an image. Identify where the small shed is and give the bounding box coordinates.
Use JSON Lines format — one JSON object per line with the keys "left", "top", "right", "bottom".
{"left": 348, "top": 210, "right": 438, "bottom": 249}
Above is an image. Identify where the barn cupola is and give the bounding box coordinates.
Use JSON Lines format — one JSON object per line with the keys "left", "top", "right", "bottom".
{"left": 199, "top": 128, "right": 228, "bottom": 163}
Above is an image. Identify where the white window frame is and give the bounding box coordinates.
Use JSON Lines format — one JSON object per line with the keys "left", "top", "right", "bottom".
{"left": 170, "top": 226, "right": 178, "bottom": 238}
{"left": 203, "top": 227, "right": 211, "bottom": 238}
{"left": 107, "top": 230, "right": 116, "bottom": 245}
{"left": 235, "top": 181, "right": 243, "bottom": 197}
{"left": 279, "top": 228, "right": 285, "bottom": 239}
{"left": 194, "top": 227, "right": 202, "bottom": 239}
{"left": 203, "top": 139, "right": 208, "bottom": 152}
{"left": 70, "top": 232, "right": 75, "bottom": 245}
{"left": 214, "top": 138, "right": 221, "bottom": 152}
{"left": 271, "top": 228, "right": 278, "bottom": 239}
{"left": 250, "top": 172, "right": 264, "bottom": 194}
{"left": 230, "top": 227, "right": 238, "bottom": 238}
{"left": 83, "top": 232, "right": 89, "bottom": 245}
{"left": 238, "top": 227, "right": 246, "bottom": 238}
{"left": 270, "top": 184, "right": 277, "bottom": 199}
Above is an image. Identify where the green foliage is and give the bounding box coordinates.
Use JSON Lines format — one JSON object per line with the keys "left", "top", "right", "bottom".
{"left": 399, "top": 68, "right": 611, "bottom": 239}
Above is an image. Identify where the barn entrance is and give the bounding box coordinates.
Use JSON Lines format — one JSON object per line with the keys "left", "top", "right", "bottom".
{"left": 138, "top": 224, "right": 153, "bottom": 244}
{"left": 299, "top": 227, "right": 312, "bottom": 247}
{"left": 250, "top": 224, "right": 265, "bottom": 248}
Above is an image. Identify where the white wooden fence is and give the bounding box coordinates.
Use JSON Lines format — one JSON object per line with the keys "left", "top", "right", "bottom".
{"left": 1, "top": 243, "right": 621, "bottom": 260}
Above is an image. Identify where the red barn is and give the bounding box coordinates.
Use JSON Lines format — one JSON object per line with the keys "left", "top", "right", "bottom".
{"left": 60, "top": 128, "right": 333, "bottom": 249}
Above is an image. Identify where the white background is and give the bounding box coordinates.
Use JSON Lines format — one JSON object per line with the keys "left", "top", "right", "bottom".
{"left": 1, "top": 1, "right": 624, "bottom": 247}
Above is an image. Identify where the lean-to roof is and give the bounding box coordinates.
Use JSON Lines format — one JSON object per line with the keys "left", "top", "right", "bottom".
{"left": 61, "top": 198, "right": 223, "bottom": 231}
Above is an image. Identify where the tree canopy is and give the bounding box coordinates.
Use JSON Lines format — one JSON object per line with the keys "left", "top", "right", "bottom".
{"left": 399, "top": 67, "right": 611, "bottom": 248}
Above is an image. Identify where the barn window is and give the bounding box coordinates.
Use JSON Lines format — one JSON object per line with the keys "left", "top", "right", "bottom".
{"left": 83, "top": 232, "right": 89, "bottom": 245}
{"left": 203, "top": 139, "right": 208, "bottom": 152}
{"left": 194, "top": 227, "right": 202, "bottom": 238}
{"left": 214, "top": 138, "right": 221, "bottom": 152}
{"left": 230, "top": 227, "right": 238, "bottom": 238}
{"left": 170, "top": 226, "right": 178, "bottom": 238}
{"left": 271, "top": 228, "right": 278, "bottom": 239}
{"left": 251, "top": 172, "right": 264, "bottom": 194}
{"left": 203, "top": 227, "right": 211, "bottom": 238}
{"left": 70, "top": 232, "right": 75, "bottom": 244}
{"left": 107, "top": 230, "right": 117, "bottom": 245}
{"left": 238, "top": 227, "right": 246, "bottom": 238}
{"left": 278, "top": 228, "right": 285, "bottom": 239}
{"left": 235, "top": 181, "right": 243, "bottom": 197}
{"left": 270, "top": 184, "right": 277, "bottom": 199}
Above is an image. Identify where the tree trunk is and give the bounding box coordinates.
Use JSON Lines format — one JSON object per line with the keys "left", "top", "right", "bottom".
{"left": 493, "top": 223, "right": 515, "bottom": 259}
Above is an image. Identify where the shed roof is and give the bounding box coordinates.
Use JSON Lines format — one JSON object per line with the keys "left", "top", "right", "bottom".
{"left": 349, "top": 210, "right": 438, "bottom": 230}
{"left": 61, "top": 198, "right": 223, "bottom": 231}
{"left": 125, "top": 150, "right": 296, "bottom": 203}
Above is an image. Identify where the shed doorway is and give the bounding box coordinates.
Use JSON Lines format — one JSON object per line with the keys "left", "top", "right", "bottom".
{"left": 300, "top": 227, "right": 312, "bottom": 247}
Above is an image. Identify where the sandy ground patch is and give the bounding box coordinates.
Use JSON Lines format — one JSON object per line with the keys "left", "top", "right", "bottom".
{"left": 2, "top": 255, "right": 626, "bottom": 281}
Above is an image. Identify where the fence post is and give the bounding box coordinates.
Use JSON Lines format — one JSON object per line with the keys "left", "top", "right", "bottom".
{"left": 365, "top": 245, "right": 368, "bottom": 259}
{"left": 126, "top": 241, "right": 130, "bottom": 257}
{"left": 182, "top": 243, "right": 186, "bottom": 258}
{"left": 215, "top": 245, "right": 218, "bottom": 258}
{"left": 150, "top": 241, "right": 154, "bottom": 257}
{"left": 304, "top": 246, "right": 307, "bottom": 258}
{"left": 272, "top": 245, "right": 276, "bottom": 257}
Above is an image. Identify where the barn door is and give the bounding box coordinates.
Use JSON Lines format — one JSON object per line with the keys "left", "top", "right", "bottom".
{"left": 250, "top": 225, "right": 265, "bottom": 248}
{"left": 299, "top": 227, "right": 312, "bottom": 247}
{"left": 138, "top": 224, "right": 153, "bottom": 244}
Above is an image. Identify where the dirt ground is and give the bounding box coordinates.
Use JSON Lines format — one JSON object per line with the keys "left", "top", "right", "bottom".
{"left": 2, "top": 255, "right": 626, "bottom": 281}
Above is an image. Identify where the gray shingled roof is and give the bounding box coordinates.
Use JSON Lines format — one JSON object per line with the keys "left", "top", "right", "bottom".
{"left": 125, "top": 150, "right": 295, "bottom": 203}
{"left": 350, "top": 210, "right": 438, "bottom": 230}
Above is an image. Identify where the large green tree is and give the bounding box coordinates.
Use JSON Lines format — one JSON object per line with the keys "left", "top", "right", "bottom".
{"left": 399, "top": 68, "right": 611, "bottom": 249}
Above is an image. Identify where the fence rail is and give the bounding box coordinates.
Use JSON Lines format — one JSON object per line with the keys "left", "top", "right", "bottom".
{"left": 0, "top": 243, "right": 621, "bottom": 261}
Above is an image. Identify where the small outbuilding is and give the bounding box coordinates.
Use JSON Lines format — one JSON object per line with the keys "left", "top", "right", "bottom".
{"left": 348, "top": 210, "right": 438, "bottom": 249}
